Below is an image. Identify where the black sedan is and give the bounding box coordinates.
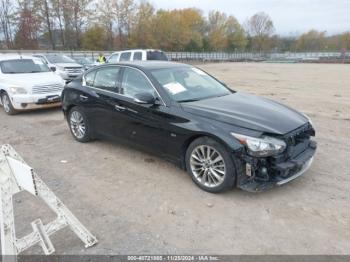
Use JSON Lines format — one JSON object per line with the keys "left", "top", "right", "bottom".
{"left": 62, "top": 61, "right": 317, "bottom": 193}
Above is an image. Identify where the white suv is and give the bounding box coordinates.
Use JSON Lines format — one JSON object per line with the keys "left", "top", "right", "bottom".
{"left": 0, "top": 55, "right": 65, "bottom": 115}
{"left": 107, "top": 49, "right": 168, "bottom": 63}
{"left": 33, "top": 54, "right": 84, "bottom": 82}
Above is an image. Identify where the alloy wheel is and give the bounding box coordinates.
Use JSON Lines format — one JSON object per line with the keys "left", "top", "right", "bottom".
{"left": 190, "top": 145, "right": 226, "bottom": 188}
{"left": 70, "top": 111, "right": 86, "bottom": 139}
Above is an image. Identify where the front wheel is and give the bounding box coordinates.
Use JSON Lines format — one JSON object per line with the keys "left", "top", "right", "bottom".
{"left": 1, "top": 92, "right": 17, "bottom": 115}
{"left": 68, "top": 107, "right": 93, "bottom": 143}
{"left": 185, "top": 137, "right": 237, "bottom": 193}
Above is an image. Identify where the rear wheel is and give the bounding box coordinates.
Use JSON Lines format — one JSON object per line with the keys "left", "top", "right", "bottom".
{"left": 68, "top": 107, "right": 92, "bottom": 142}
{"left": 185, "top": 137, "right": 237, "bottom": 193}
{"left": 1, "top": 92, "right": 17, "bottom": 115}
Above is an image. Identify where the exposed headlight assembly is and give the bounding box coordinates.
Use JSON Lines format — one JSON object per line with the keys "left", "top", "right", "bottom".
{"left": 231, "top": 132, "right": 286, "bottom": 157}
{"left": 10, "top": 86, "right": 27, "bottom": 94}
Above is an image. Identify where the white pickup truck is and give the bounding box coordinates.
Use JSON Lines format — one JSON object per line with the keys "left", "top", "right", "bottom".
{"left": 0, "top": 55, "right": 65, "bottom": 115}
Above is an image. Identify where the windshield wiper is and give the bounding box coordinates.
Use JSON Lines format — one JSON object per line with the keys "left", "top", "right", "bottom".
{"left": 215, "top": 94, "right": 230, "bottom": 98}
{"left": 178, "top": 99, "right": 200, "bottom": 103}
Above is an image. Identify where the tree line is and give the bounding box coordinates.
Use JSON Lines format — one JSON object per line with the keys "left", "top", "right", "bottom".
{"left": 1, "top": 0, "right": 349, "bottom": 52}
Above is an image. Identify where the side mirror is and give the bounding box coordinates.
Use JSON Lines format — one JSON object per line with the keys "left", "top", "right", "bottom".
{"left": 50, "top": 66, "right": 56, "bottom": 72}
{"left": 134, "top": 92, "right": 156, "bottom": 105}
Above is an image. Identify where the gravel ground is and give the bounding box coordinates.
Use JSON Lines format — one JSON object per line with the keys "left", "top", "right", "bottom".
{"left": 0, "top": 62, "right": 349, "bottom": 255}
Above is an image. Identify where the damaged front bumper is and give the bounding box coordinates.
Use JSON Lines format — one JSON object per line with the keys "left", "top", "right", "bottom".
{"left": 236, "top": 139, "right": 317, "bottom": 193}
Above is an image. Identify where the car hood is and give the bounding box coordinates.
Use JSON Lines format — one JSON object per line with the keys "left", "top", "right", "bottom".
{"left": 181, "top": 92, "right": 308, "bottom": 135}
{"left": 2, "top": 72, "right": 64, "bottom": 87}
{"left": 55, "top": 63, "right": 82, "bottom": 68}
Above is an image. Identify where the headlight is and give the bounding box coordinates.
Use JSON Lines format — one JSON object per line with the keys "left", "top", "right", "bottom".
{"left": 231, "top": 132, "right": 286, "bottom": 157}
{"left": 56, "top": 65, "right": 64, "bottom": 71}
{"left": 10, "top": 87, "right": 27, "bottom": 94}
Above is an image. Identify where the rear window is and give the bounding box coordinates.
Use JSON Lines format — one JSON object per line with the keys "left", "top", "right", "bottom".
{"left": 93, "top": 67, "right": 120, "bottom": 92}
{"left": 146, "top": 51, "right": 168, "bottom": 61}
{"left": 0, "top": 59, "right": 50, "bottom": 74}
{"left": 133, "top": 52, "right": 143, "bottom": 61}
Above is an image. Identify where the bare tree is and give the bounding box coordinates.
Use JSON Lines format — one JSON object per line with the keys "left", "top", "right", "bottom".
{"left": 15, "top": 0, "right": 42, "bottom": 49}
{"left": 129, "top": 1, "right": 156, "bottom": 48}
{"left": 70, "top": 0, "right": 92, "bottom": 49}
{"left": 114, "top": 0, "right": 136, "bottom": 48}
{"left": 95, "top": 0, "right": 115, "bottom": 49}
{"left": 37, "top": 0, "right": 56, "bottom": 49}
{"left": 51, "top": 0, "right": 66, "bottom": 47}
{"left": 0, "top": 0, "right": 15, "bottom": 48}
{"left": 246, "top": 12, "right": 275, "bottom": 51}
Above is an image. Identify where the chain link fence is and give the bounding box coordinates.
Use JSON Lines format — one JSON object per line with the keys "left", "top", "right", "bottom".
{"left": 1, "top": 50, "right": 350, "bottom": 63}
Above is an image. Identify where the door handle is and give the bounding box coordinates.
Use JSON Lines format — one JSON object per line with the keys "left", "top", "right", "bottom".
{"left": 114, "top": 105, "right": 126, "bottom": 111}
{"left": 79, "top": 94, "right": 88, "bottom": 101}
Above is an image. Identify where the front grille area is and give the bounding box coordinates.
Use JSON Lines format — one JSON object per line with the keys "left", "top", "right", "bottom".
{"left": 32, "top": 83, "right": 64, "bottom": 94}
{"left": 65, "top": 67, "right": 83, "bottom": 74}
{"left": 284, "top": 123, "right": 315, "bottom": 146}
{"left": 283, "top": 123, "right": 315, "bottom": 159}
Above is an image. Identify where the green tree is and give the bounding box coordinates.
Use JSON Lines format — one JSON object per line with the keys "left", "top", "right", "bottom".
{"left": 225, "top": 15, "right": 247, "bottom": 51}
{"left": 152, "top": 8, "right": 205, "bottom": 51}
{"left": 207, "top": 11, "right": 227, "bottom": 51}
{"left": 296, "top": 30, "right": 326, "bottom": 51}
{"left": 82, "top": 24, "right": 107, "bottom": 50}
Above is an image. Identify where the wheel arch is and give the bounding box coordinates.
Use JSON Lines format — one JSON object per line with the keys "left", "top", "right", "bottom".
{"left": 180, "top": 132, "right": 240, "bottom": 171}
{"left": 0, "top": 88, "right": 7, "bottom": 96}
{"left": 0, "top": 89, "right": 5, "bottom": 105}
{"left": 65, "top": 104, "right": 77, "bottom": 117}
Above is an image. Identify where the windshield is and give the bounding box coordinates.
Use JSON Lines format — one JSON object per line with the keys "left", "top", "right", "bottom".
{"left": 46, "top": 55, "right": 75, "bottom": 63}
{"left": 0, "top": 59, "right": 50, "bottom": 74}
{"left": 147, "top": 51, "right": 168, "bottom": 61}
{"left": 151, "top": 67, "right": 232, "bottom": 102}
{"left": 75, "top": 57, "right": 93, "bottom": 64}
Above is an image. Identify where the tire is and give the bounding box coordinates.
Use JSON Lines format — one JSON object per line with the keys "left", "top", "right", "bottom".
{"left": 1, "top": 92, "right": 17, "bottom": 115}
{"left": 67, "top": 106, "right": 93, "bottom": 143}
{"left": 185, "top": 137, "right": 237, "bottom": 193}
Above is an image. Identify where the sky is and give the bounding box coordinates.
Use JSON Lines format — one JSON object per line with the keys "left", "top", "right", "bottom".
{"left": 150, "top": 0, "right": 350, "bottom": 36}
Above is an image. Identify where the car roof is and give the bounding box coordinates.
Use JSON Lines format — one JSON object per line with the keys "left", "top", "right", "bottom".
{"left": 0, "top": 54, "right": 39, "bottom": 61}
{"left": 110, "top": 49, "right": 165, "bottom": 55}
{"left": 107, "top": 61, "right": 191, "bottom": 71}
{"left": 34, "top": 53, "right": 66, "bottom": 57}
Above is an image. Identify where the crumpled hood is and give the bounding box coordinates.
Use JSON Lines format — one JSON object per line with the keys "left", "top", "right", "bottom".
{"left": 181, "top": 92, "right": 308, "bottom": 135}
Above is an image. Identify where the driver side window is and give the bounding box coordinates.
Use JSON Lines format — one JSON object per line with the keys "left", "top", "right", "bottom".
{"left": 108, "top": 54, "right": 119, "bottom": 63}
{"left": 121, "top": 68, "right": 154, "bottom": 99}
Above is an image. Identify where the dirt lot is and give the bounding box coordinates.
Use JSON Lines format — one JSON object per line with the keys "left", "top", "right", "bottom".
{"left": 0, "top": 63, "right": 349, "bottom": 255}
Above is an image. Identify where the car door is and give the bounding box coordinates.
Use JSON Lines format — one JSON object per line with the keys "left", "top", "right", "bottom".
{"left": 110, "top": 67, "right": 174, "bottom": 153}
{"left": 81, "top": 66, "right": 129, "bottom": 139}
